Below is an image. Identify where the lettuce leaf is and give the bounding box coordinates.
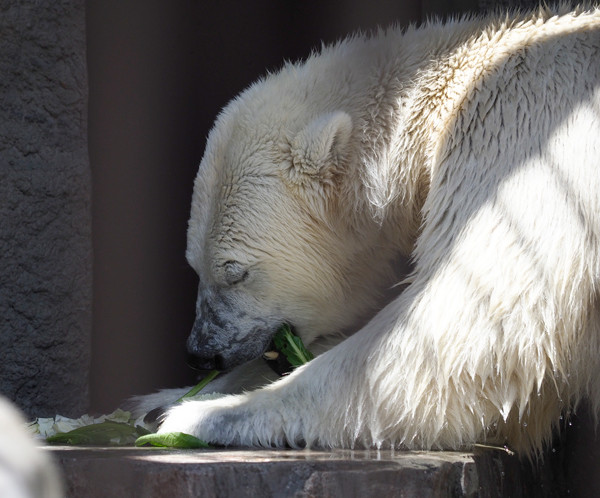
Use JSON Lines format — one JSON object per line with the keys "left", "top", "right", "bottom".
{"left": 135, "top": 432, "right": 210, "bottom": 449}
{"left": 46, "top": 421, "right": 150, "bottom": 446}
{"left": 273, "top": 324, "right": 314, "bottom": 366}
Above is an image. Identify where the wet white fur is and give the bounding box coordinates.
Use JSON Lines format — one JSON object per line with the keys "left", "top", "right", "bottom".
{"left": 157, "top": 6, "right": 600, "bottom": 456}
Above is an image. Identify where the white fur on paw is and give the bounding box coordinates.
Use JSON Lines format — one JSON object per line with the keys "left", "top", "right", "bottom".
{"left": 157, "top": 393, "right": 291, "bottom": 448}
{"left": 158, "top": 397, "right": 244, "bottom": 445}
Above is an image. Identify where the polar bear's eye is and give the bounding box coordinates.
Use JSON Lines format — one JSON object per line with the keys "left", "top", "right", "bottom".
{"left": 223, "top": 261, "right": 249, "bottom": 286}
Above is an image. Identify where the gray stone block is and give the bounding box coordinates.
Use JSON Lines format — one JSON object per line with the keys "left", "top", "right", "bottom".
{"left": 49, "top": 447, "right": 569, "bottom": 497}
{"left": 0, "top": 0, "right": 90, "bottom": 418}
{"left": 51, "top": 448, "right": 478, "bottom": 497}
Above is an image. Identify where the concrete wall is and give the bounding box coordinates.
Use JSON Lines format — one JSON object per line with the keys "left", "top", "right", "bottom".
{"left": 0, "top": 0, "right": 91, "bottom": 418}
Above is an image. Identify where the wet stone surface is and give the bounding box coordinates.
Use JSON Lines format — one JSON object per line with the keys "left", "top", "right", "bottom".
{"left": 47, "top": 446, "right": 563, "bottom": 497}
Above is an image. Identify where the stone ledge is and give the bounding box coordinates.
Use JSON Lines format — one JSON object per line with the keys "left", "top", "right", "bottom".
{"left": 47, "top": 446, "right": 563, "bottom": 497}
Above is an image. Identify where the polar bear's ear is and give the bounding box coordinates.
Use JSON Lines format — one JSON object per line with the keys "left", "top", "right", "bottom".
{"left": 289, "top": 111, "right": 352, "bottom": 185}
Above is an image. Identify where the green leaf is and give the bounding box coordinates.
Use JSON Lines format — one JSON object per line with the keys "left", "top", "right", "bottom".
{"left": 135, "top": 425, "right": 152, "bottom": 437}
{"left": 46, "top": 421, "right": 146, "bottom": 446}
{"left": 175, "top": 369, "right": 220, "bottom": 403}
{"left": 135, "top": 432, "right": 210, "bottom": 449}
{"left": 273, "top": 324, "right": 314, "bottom": 367}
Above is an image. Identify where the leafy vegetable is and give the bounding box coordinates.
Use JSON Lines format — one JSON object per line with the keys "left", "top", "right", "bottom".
{"left": 272, "top": 324, "right": 314, "bottom": 366}
{"left": 133, "top": 331, "right": 313, "bottom": 450}
{"left": 46, "top": 421, "right": 150, "bottom": 446}
{"left": 38, "top": 329, "right": 312, "bottom": 449}
{"left": 40, "top": 371, "right": 221, "bottom": 448}
{"left": 135, "top": 432, "right": 210, "bottom": 449}
{"left": 134, "top": 370, "right": 221, "bottom": 449}
{"left": 175, "top": 369, "right": 220, "bottom": 403}
{"left": 29, "top": 409, "right": 150, "bottom": 445}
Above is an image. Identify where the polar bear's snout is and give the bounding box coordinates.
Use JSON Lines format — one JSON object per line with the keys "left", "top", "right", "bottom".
{"left": 186, "top": 292, "right": 276, "bottom": 371}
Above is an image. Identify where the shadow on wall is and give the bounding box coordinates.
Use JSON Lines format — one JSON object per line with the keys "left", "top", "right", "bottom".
{"left": 87, "top": 0, "right": 422, "bottom": 413}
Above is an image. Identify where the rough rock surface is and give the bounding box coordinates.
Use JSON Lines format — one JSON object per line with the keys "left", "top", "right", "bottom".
{"left": 0, "top": 0, "right": 91, "bottom": 418}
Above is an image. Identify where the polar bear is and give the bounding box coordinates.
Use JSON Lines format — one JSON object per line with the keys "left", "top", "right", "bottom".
{"left": 154, "top": 6, "right": 600, "bottom": 456}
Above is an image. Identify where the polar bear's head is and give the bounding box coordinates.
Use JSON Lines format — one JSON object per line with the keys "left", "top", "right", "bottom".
{"left": 184, "top": 83, "right": 402, "bottom": 371}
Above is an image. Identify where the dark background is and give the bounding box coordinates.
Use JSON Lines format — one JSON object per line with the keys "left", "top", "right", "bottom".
{"left": 86, "top": 0, "right": 427, "bottom": 413}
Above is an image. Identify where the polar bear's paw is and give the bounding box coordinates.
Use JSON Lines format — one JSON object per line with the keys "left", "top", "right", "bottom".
{"left": 157, "top": 394, "right": 290, "bottom": 448}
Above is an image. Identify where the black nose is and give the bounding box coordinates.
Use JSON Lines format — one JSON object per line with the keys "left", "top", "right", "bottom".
{"left": 186, "top": 353, "right": 214, "bottom": 371}
{"left": 186, "top": 353, "right": 226, "bottom": 371}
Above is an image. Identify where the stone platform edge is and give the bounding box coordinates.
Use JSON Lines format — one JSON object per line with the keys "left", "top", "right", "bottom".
{"left": 47, "top": 446, "right": 561, "bottom": 497}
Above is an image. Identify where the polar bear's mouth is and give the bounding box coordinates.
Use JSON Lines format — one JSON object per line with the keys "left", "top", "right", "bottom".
{"left": 186, "top": 313, "right": 279, "bottom": 371}
{"left": 261, "top": 323, "right": 295, "bottom": 376}
{"left": 262, "top": 324, "right": 314, "bottom": 376}
{"left": 262, "top": 339, "right": 294, "bottom": 376}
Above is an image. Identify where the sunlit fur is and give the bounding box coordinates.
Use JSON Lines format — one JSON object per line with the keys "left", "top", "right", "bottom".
{"left": 157, "top": 6, "right": 600, "bottom": 457}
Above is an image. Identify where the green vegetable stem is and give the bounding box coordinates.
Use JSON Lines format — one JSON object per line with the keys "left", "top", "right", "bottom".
{"left": 175, "top": 369, "right": 220, "bottom": 403}
{"left": 273, "top": 324, "right": 314, "bottom": 366}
